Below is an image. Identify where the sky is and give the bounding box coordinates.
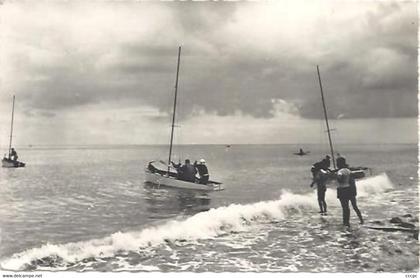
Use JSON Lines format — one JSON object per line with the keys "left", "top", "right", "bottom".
{"left": 0, "top": 0, "right": 417, "bottom": 146}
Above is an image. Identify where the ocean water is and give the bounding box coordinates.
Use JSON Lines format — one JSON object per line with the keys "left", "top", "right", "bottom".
{"left": 0, "top": 144, "right": 418, "bottom": 272}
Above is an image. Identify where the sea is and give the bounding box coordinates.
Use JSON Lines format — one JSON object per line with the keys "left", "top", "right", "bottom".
{"left": 0, "top": 144, "right": 418, "bottom": 273}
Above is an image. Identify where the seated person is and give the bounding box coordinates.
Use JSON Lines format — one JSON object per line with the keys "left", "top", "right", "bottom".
{"left": 10, "top": 148, "right": 18, "bottom": 161}
{"left": 194, "top": 159, "right": 209, "bottom": 184}
{"left": 174, "top": 159, "right": 197, "bottom": 182}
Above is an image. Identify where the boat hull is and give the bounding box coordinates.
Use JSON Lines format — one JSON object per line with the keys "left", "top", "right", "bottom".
{"left": 2, "top": 158, "right": 25, "bottom": 168}
{"left": 294, "top": 152, "right": 309, "bottom": 156}
{"left": 145, "top": 170, "right": 224, "bottom": 191}
{"left": 350, "top": 167, "right": 371, "bottom": 180}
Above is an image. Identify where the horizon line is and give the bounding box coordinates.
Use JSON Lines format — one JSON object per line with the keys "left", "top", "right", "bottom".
{"left": 0, "top": 142, "right": 416, "bottom": 148}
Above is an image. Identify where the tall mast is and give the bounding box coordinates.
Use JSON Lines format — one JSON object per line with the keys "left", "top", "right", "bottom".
{"left": 8, "top": 95, "right": 15, "bottom": 159}
{"left": 316, "top": 65, "right": 336, "bottom": 169}
{"left": 167, "top": 46, "right": 181, "bottom": 174}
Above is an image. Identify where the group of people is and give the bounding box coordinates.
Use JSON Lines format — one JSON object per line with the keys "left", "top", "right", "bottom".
{"left": 171, "top": 158, "right": 210, "bottom": 184}
{"left": 310, "top": 154, "right": 364, "bottom": 227}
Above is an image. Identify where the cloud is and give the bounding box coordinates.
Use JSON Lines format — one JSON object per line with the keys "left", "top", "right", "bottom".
{"left": 5, "top": 102, "right": 414, "bottom": 147}
{"left": 0, "top": 0, "right": 416, "bottom": 123}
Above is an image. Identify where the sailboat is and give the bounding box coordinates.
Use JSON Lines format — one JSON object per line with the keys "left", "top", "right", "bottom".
{"left": 144, "top": 47, "right": 223, "bottom": 191}
{"left": 316, "top": 65, "right": 369, "bottom": 179}
{"left": 2, "top": 95, "right": 25, "bottom": 168}
{"left": 294, "top": 148, "right": 310, "bottom": 156}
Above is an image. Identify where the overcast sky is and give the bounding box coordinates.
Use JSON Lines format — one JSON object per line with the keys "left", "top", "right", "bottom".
{"left": 0, "top": 0, "right": 417, "bottom": 146}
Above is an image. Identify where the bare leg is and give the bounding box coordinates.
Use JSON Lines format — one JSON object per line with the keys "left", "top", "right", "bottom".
{"left": 350, "top": 197, "right": 363, "bottom": 224}
{"left": 317, "top": 188, "right": 327, "bottom": 213}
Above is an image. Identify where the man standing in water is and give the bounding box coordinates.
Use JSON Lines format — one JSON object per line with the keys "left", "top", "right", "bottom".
{"left": 336, "top": 157, "right": 364, "bottom": 226}
{"left": 310, "top": 168, "right": 329, "bottom": 214}
{"left": 310, "top": 155, "right": 331, "bottom": 214}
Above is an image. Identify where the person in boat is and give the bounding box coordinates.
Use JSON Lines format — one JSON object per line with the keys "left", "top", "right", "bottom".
{"left": 194, "top": 159, "right": 209, "bottom": 184}
{"left": 171, "top": 161, "right": 181, "bottom": 177}
{"left": 171, "top": 161, "right": 181, "bottom": 168}
{"left": 298, "top": 148, "right": 305, "bottom": 155}
{"left": 310, "top": 168, "right": 328, "bottom": 214}
{"left": 335, "top": 156, "right": 364, "bottom": 226}
{"left": 173, "top": 159, "right": 197, "bottom": 183}
{"left": 10, "top": 148, "right": 18, "bottom": 161}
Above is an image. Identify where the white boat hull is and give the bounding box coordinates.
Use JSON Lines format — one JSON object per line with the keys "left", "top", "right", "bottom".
{"left": 145, "top": 170, "right": 224, "bottom": 192}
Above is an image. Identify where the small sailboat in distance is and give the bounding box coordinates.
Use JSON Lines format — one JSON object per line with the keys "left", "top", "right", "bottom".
{"left": 2, "top": 95, "right": 25, "bottom": 168}
{"left": 145, "top": 47, "right": 223, "bottom": 191}
{"left": 294, "top": 148, "right": 310, "bottom": 156}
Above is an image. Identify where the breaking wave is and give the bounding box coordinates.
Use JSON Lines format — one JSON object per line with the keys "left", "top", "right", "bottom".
{"left": 1, "top": 173, "right": 394, "bottom": 271}
{"left": 356, "top": 173, "right": 394, "bottom": 196}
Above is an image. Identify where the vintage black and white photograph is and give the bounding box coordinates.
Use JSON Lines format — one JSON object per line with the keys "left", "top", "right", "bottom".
{"left": 0, "top": 0, "right": 418, "bottom": 274}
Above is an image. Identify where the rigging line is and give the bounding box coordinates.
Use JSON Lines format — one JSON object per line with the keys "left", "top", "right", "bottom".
{"left": 316, "top": 65, "right": 336, "bottom": 169}
{"left": 167, "top": 46, "right": 181, "bottom": 174}
{"left": 8, "top": 95, "right": 15, "bottom": 159}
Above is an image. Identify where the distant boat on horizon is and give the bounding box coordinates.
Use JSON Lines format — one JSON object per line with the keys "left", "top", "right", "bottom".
{"left": 294, "top": 148, "right": 310, "bottom": 156}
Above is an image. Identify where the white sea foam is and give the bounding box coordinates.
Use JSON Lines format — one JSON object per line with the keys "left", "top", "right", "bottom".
{"left": 0, "top": 174, "right": 393, "bottom": 271}
{"left": 323, "top": 172, "right": 394, "bottom": 202}
{"left": 1, "top": 191, "right": 317, "bottom": 270}
{"left": 356, "top": 173, "right": 394, "bottom": 196}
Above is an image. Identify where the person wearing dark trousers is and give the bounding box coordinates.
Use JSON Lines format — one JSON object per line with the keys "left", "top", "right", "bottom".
{"left": 336, "top": 157, "right": 364, "bottom": 226}
{"left": 349, "top": 176, "right": 364, "bottom": 224}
